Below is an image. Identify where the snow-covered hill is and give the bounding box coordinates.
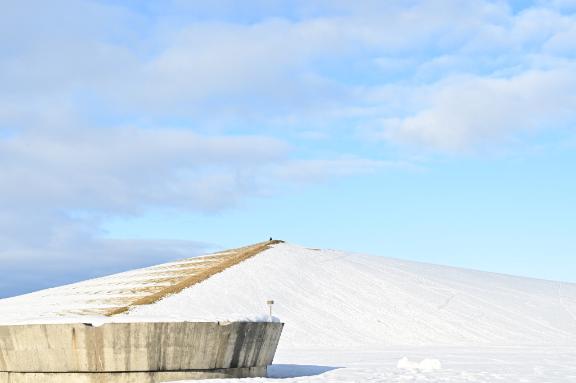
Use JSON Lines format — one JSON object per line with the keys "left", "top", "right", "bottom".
{"left": 2, "top": 241, "right": 576, "bottom": 349}
{"left": 128, "top": 242, "right": 576, "bottom": 348}
{"left": 2, "top": 241, "right": 576, "bottom": 382}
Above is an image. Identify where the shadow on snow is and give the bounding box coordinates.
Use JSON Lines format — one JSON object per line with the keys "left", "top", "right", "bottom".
{"left": 268, "top": 364, "right": 341, "bottom": 378}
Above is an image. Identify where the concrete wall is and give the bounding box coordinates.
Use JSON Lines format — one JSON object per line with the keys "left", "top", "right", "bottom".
{"left": 0, "top": 367, "right": 266, "bottom": 383}
{"left": 0, "top": 321, "right": 283, "bottom": 381}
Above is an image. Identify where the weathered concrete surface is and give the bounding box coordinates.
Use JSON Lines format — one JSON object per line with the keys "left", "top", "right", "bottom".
{"left": 0, "top": 367, "right": 266, "bottom": 383}
{"left": 0, "top": 322, "right": 283, "bottom": 374}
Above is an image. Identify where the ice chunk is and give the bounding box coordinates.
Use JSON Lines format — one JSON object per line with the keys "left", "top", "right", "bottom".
{"left": 419, "top": 358, "right": 442, "bottom": 371}
{"left": 397, "top": 357, "right": 442, "bottom": 371}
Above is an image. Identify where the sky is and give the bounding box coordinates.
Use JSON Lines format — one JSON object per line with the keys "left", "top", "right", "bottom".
{"left": 0, "top": 0, "right": 575, "bottom": 298}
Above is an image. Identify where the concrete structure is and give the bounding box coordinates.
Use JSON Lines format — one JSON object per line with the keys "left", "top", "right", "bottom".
{"left": 0, "top": 321, "right": 283, "bottom": 383}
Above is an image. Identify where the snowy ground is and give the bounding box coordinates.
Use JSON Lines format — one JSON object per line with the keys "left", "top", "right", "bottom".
{"left": 173, "top": 347, "right": 576, "bottom": 382}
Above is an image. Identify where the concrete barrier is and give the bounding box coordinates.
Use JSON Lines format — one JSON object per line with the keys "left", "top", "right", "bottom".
{"left": 0, "top": 367, "right": 267, "bottom": 383}
{"left": 0, "top": 321, "right": 283, "bottom": 382}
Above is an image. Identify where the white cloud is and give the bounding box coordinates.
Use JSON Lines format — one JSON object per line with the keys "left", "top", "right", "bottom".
{"left": 380, "top": 68, "right": 576, "bottom": 151}
{"left": 0, "top": 127, "right": 289, "bottom": 212}
{"left": 538, "top": 0, "right": 576, "bottom": 11}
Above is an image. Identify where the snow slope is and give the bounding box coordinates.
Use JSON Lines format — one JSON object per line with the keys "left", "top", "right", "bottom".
{"left": 0, "top": 242, "right": 278, "bottom": 322}
{"left": 129, "top": 242, "right": 576, "bottom": 348}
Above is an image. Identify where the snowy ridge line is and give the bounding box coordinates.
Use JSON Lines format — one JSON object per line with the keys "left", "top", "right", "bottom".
{"left": 0, "top": 240, "right": 282, "bottom": 322}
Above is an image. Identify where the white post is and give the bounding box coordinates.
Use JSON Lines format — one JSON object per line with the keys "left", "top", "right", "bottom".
{"left": 266, "top": 300, "right": 274, "bottom": 321}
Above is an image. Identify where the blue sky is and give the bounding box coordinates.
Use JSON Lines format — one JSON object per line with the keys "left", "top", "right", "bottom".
{"left": 1, "top": 0, "right": 575, "bottom": 297}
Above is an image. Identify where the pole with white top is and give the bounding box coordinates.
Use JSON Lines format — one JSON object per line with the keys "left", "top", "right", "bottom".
{"left": 266, "top": 300, "right": 274, "bottom": 321}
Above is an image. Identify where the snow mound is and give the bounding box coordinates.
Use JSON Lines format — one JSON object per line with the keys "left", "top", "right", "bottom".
{"left": 397, "top": 357, "right": 442, "bottom": 371}
{"left": 128, "top": 243, "right": 576, "bottom": 348}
